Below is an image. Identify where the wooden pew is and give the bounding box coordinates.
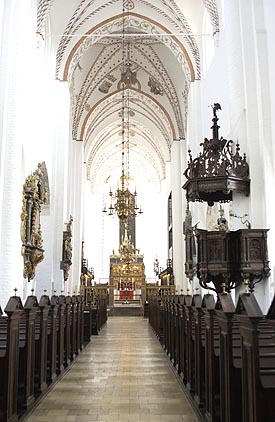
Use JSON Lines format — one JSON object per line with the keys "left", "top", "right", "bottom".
{"left": 184, "top": 294, "right": 195, "bottom": 395}
{"left": 91, "top": 297, "right": 107, "bottom": 335}
{"left": 215, "top": 293, "right": 242, "bottom": 422}
{"left": 192, "top": 294, "right": 205, "bottom": 409}
{"left": 58, "top": 295, "right": 71, "bottom": 368}
{"left": 0, "top": 296, "right": 23, "bottom": 422}
{"left": 202, "top": 293, "right": 219, "bottom": 422}
{"left": 161, "top": 296, "right": 169, "bottom": 353}
{"left": 91, "top": 301, "right": 99, "bottom": 335}
{"left": 170, "top": 296, "right": 176, "bottom": 364}
{"left": 34, "top": 294, "right": 50, "bottom": 397}
{"left": 70, "top": 295, "right": 77, "bottom": 361}
{"left": 47, "top": 295, "right": 59, "bottom": 384}
{"left": 178, "top": 296, "right": 187, "bottom": 383}
{"left": 158, "top": 297, "right": 164, "bottom": 346}
{"left": 174, "top": 296, "right": 181, "bottom": 370}
{"left": 148, "top": 292, "right": 275, "bottom": 422}
{"left": 98, "top": 296, "right": 107, "bottom": 330}
{"left": 83, "top": 301, "right": 93, "bottom": 345}
{"left": 0, "top": 292, "right": 98, "bottom": 422}
{"left": 152, "top": 296, "right": 164, "bottom": 345}
{"left": 236, "top": 293, "right": 275, "bottom": 422}
{"left": 166, "top": 296, "right": 174, "bottom": 361}
{"left": 17, "top": 295, "right": 39, "bottom": 416}
{"left": 56, "top": 295, "right": 65, "bottom": 375}
{"left": 76, "top": 295, "right": 84, "bottom": 352}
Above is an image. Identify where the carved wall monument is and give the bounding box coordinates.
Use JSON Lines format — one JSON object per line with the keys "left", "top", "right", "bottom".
{"left": 60, "top": 216, "right": 73, "bottom": 281}
{"left": 183, "top": 205, "right": 196, "bottom": 281}
{"left": 20, "top": 162, "right": 49, "bottom": 281}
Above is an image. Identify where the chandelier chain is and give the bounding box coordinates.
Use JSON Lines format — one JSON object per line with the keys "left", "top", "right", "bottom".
{"left": 102, "top": 0, "right": 143, "bottom": 220}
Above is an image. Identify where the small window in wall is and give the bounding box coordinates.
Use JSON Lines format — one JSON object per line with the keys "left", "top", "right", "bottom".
{"left": 168, "top": 192, "right": 172, "bottom": 228}
{"left": 169, "top": 228, "right": 173, "bottom": 250}
{"left": 168, "top": 192, "right": 173, "bottom": 251}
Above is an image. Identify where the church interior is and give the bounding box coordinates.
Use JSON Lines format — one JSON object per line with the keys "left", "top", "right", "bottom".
{"left": 1, "top": 0, "right": 275, "bottom": 421}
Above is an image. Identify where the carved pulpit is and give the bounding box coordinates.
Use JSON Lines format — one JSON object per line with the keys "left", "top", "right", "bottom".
{"left": 196, "top": 228, "right": 270, "bottom": 293}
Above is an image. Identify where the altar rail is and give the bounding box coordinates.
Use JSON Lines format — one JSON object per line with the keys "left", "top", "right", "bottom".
{"left": 0, "top": 293, "right": 107, "bottom": 422}
{"left": 149, "top": 292, "right": 275, "bottom": 422}
{"left": 80, "top": 284, "right": 108, "bottom": 306}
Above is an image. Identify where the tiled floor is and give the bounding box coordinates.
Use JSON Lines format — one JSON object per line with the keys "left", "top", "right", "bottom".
{"left": 24, "top": 317, "right": 199, "bottom": 422}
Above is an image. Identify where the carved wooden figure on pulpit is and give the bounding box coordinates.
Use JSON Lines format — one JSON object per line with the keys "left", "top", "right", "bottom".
{"left": 183, "top": 204, "right": 197, "bottom": 282}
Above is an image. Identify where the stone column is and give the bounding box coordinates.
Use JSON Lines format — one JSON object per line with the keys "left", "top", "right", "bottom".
{"left": 35, "top": 81, "right": 71, "bottom": 298}
{"left": 68, "top": 140, "right": 84, "bottom": 295}
{"left": 0, "top": 0, "right": 36, "bottom": 307}
{"left": 223, "top": 0, "right": 272, "bottom": 309}
{"left": 170, "top": 140, "right": 184, "bottom": 292}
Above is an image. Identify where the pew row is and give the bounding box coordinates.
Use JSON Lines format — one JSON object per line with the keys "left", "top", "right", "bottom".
{"left": 0, "top": 293, "right": 107, "bottom": 422}
{"left": 149, "top": 292, "right": 275, "bottom": 422}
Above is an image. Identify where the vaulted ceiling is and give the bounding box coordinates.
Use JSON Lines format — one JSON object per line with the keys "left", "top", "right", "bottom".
{"left": 39, "top": 0, "right": 219, "bottom": 191}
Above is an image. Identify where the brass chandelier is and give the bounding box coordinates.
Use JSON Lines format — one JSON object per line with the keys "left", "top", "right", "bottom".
{"left": 103, "top": 3, "right": 142, "bottom": 220}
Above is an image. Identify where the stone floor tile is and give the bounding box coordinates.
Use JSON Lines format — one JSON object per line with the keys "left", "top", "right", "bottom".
{"left": 23, "top": 317, "right": 198, "bottom": 422}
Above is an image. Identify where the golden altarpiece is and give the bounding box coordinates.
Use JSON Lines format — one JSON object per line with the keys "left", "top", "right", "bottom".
{"left": 108, "top": 225, "right": 146, "bottom": 307}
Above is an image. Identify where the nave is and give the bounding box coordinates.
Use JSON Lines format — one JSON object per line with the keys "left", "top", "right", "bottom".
{"left": 23, "top": 317, "right": 198, "bottom": 422}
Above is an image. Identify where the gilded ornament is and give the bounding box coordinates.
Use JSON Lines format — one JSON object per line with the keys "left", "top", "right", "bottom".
{"left": 21, "top": 162, "right": 49, "bottom": 281}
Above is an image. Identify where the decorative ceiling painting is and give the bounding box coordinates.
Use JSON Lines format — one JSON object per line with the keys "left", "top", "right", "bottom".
{"left": 39, "top": 0, "right": 219, "bottom": 191}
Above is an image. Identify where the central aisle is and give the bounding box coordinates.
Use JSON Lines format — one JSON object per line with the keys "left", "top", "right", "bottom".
{"left": 26, "top": 317, "right": 198, "bottom": 422}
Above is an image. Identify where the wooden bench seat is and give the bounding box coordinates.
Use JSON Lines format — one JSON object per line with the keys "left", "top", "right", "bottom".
{"left": 0, "top": 292, "right": 102, "bottom": 422}
{"left": 0, "top": 297, "right": 23, "bottom": 422}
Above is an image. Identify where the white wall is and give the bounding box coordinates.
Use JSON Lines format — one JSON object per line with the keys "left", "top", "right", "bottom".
{"left": 83, "top": 177, "right": 168, "bottom": 284}
{"left": 0, "top": 2, "right": 81, "bottom": 307}
{"left": 187, "top": 0, "right": 275, "bottom": 311}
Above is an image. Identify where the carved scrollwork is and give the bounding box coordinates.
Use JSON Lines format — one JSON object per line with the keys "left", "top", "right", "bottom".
{"left": 21, "top": 162, "right": 49, "bottom": 281}
{"left": 183, "top": 104, "right": 250, "bottom": 205}
{"left": 196, "top": 227, "right": 270, "bottom": 293}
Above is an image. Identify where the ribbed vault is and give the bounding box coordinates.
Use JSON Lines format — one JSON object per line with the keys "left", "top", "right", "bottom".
{"left": 45, "top": 0, "right": 220, "bottom": 191}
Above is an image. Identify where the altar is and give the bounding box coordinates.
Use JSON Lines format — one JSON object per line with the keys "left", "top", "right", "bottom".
{"left": 109, "top": 230, "right": 146, "bottom": 306}
{"left": 119, "top": 289, "right": 134, "bottom": 300}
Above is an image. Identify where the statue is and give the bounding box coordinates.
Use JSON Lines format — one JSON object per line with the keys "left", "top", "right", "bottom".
{"left": 216, "top": 207, "right": 229, "bottom": 231}
{"left": 62, "top": 216, "right": 73, "bottom": 281}
{"left": 183, "top": 204, "right": 197, "bottom": 280}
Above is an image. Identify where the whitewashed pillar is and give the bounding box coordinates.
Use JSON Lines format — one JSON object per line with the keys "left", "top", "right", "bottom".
{"left": 68, "top": 141, "right": 84, "bottom": 295}
{"left": 171, "top": 140, "right": 184, "bottom": 292}
{"left": 222, "top": 0, "right": 271, "bottom": 309}
{"left": 35, "top": 81, "right": 71, "bottom": 297}
{"left": 0, "top": 0, "right": 37, "bottom": 307}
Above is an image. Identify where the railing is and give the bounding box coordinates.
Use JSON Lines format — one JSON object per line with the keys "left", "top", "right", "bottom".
{"left": 80, "top": 284, "right": 108, "bottom": 305}
{"left": 113, "top": 292, "right": 142, "bottom": 303}
{"left": 146, "top": 285, "right": 175, "bottom": 302}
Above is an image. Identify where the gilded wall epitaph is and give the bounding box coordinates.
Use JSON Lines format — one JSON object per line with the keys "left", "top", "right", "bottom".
{"left": 21, "top": 162, "right": 49, "bottom": 281}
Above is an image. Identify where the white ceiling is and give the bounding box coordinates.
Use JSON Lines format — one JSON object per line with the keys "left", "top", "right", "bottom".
{"left": 45, "top": 0, "right": 219, "bottom": 191}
